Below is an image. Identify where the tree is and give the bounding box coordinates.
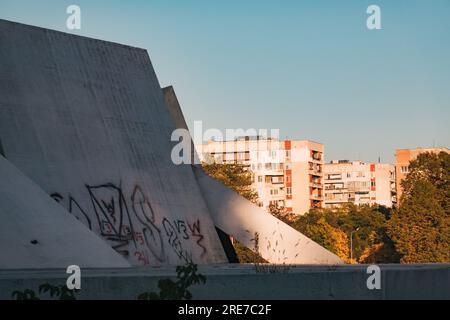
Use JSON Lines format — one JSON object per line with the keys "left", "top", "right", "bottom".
{"left": 292, "top": 204, "right": 398, "bottom": 263}
{"left": 138, "top": 262, "right": 206, "bottom": 300}
{"left": 202, "top": 161, "right": 262, "bottom": 262}
{"left": 331, "top": 204, "right": 395, "bottom": 263}
{"left": 202, "top": 162, "right": 258, "bottom": 203}
{"left": 233, "top": 240, "right": 267, "bottom": 263}
{"left": 388, "top": 152, "right": 450, "bottom": 263}
{"left": 268, "top": 204, "right": 296, "bottom": 226}
{"left": 295, "top": 212, "right": 350, "bottom": 262}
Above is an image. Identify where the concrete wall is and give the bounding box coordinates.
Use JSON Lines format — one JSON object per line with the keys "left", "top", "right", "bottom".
{"left": 0, "top": 264, "right": 448, "bottom": 300}
{"left": 194, "top": 167, "right": 343, "bottom": 265}
{"left": 0, "top": 155, "right": 130, "bottom": 269}
{"left": 0, "top": 19, "right": 227, "bottom": 266}
{"left": 374, "top": 164, "right": 396, "bottom": 207}
{"left": 162, "top": 86, "right": 199, "bottom": 165}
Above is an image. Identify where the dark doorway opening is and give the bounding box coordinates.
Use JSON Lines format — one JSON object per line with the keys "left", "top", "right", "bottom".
{"left": 215, "top": 227, "right": 239, "bottom": 263}
{"left": 0, "top": 137, "right": 5, "bottom": 157}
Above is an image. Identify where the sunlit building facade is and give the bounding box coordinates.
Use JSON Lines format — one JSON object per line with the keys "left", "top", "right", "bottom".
{"left": 197, "top": 137, "right": 324, "bottom": 215}
{"left": 323, "top": 160, "right": 396, "bottom": 208}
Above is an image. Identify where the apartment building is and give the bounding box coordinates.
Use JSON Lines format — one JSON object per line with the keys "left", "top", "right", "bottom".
{"left": 395, "top": 147, "right": 450, "bottom": 201}
{"left": 197, "top": 137, "right": 324, "bottom": 215}
{"left": 323, "top": 160, "right": 396, "bottom": 208}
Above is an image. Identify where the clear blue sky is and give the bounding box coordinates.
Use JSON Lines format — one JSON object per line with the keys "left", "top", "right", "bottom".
{"left": 1, "top": 0, "right": 449, "bottom": 163}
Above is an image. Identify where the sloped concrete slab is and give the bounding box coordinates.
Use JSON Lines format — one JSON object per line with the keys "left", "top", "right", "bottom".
{"left": 194, "top": 168, "right": 343, "bottom": 264}
{"left": 0, "top": 155, "right": 130, "bottom": 269}
{"left": 0, "top": 19, "right": 227, "bottom": 266}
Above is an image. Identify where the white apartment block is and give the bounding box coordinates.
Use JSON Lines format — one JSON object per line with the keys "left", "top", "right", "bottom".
{"left": 197, "top": 137, "right": 324, "bottom": 215}
{"left": 323, "top": 160, "right": 396, "bottom": 208}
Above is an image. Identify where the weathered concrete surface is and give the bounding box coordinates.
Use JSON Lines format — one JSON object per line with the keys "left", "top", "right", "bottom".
{"left": 0, "top": 155, "right": 130, "bottom": 269}
{"left": 0, "top": 264, "right": 448, "bottom": 299}
{"left": 162, "top": 86, "right": 189, "bottom": 134}
{"left": 194, "top": 167, "right": 343, "bottom": 264}
{"left": 0, "top": 19, "right": 227, "bottom": 266}
{"left": 162, "top": 85, "right": 199, "bottom": 165}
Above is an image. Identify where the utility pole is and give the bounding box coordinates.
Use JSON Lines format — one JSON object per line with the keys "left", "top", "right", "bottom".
{"left": 350, "top": 227, "right": 360, "bottom": 262}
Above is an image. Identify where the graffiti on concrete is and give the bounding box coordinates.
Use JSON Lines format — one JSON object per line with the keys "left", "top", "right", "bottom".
{"left": 51, "top": 182, "right": 208, "bottom": 265}
{"left": 187, "top": 220, "right": 207, "bottom": 257}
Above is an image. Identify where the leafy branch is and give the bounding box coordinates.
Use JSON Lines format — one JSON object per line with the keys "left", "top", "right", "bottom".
{"left": 12, "top": 283, "right": 79, "bottom": 300}
{"left": 138, "top": 262, "right": 206, "bottom": 300}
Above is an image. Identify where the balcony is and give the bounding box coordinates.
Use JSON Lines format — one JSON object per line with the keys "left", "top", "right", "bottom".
{"left": 324, "top": 198, "right": 347, "bottom": 203}
{"left": 271, "top": 176, "right": 285, "bottom": 184}
{"left": 259, "top": 165, "right": 284, "bottom": 176}
{"left": 310, "top": 182, "right": 323, "bottom": 189}
{"left": 324, "top": 184, "right": 345, "bottom": 191}
{"left": 348, "top": 187, "right": 370, "bottom": 193}
{"left": 308, "top": 163, "right": 322, "bottom": 175}
{"left": 325, "top": 174, "right": 342, "bottom": 180}
{"left": 310, "top": 194, "right": 324, "bottom": 201}
{"left": 311, "top": 152, "right": 323, "bottom": 162}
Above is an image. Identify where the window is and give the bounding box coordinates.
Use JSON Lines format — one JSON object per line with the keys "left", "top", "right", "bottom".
{"left": 401, "top": 166, "right": 409, "bottom": 173}
{"left": 286, "top": 187, "right": 292, "bottom": 195}
{"left": 272, "top": 176, "right": 284, "bottom": 184}
{"left": 225, "top": 152, "right": 234, "bottom": 161}
{"left": 258, "top": 176, "right": 263, "bottom": 183}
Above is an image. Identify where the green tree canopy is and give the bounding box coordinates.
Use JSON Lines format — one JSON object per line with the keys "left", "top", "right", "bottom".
{"left": 202, "top": 162, "right": 258, "bottom": 203}
{"left": 388, "top": 152, "right": 450, "bottom": 263}
{"left": 292, "top": 204, "right": 398, "bottom": 263}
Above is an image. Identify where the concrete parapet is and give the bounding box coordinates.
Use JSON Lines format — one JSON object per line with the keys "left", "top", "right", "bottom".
{"left": 0, "top": 264, "right": 448, "bottom": 300}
